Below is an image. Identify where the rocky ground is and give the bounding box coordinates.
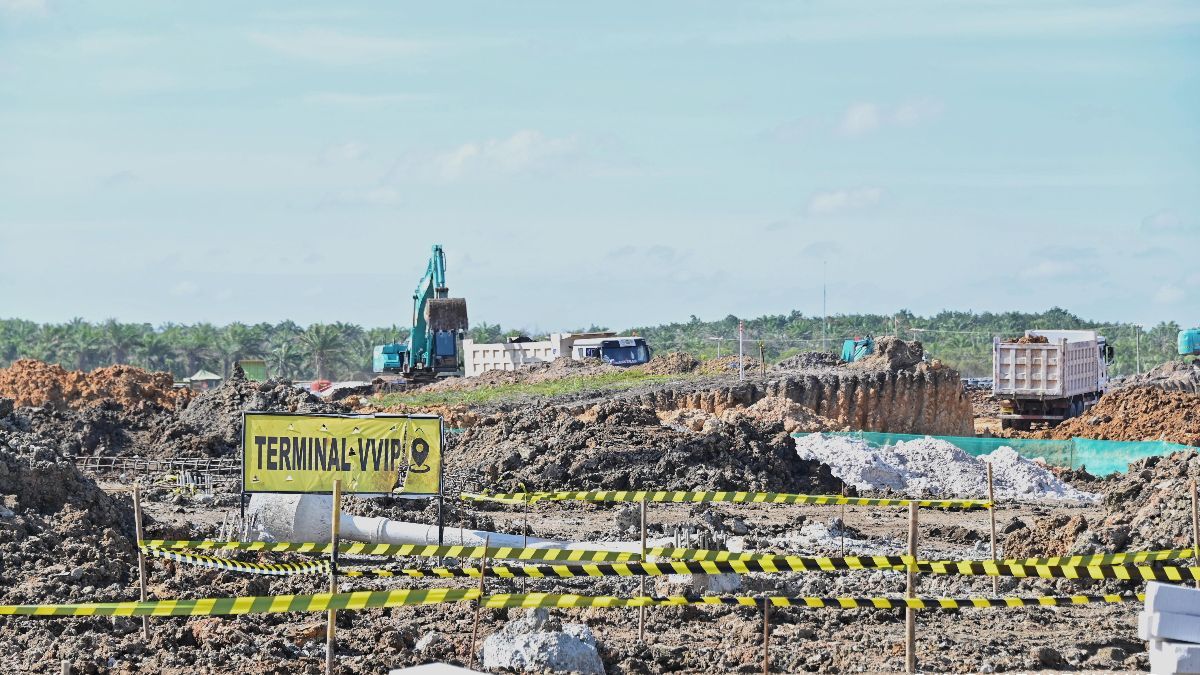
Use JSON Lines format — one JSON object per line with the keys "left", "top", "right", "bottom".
{"left": 0, "top": 351, "right": 1196, "bottom": 673}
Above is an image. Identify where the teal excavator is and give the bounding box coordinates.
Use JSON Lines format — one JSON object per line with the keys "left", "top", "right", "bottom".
{"left": 1179, "top": 328, "right": 1200, "bottom": 358}
{"left": 372, "top": 245, "right": 469, "bottom": 380}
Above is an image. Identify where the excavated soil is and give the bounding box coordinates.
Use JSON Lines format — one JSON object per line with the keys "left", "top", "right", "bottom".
{"left": 637, "top": 352, "right": 700, "bottom": 375}
{"left": 774, "top": 351, "right": 842, "bottom": 371}
{"left": 155, "top": 370, "right": 348, "bottom": 458}
{"left": 0, "top": 359, "right": 190, "bottom": 412}
{"left": 1002, "top": 449, "right": 1200, "bottom": 559}
{"left": 1116, "top": 360, "right": 1200, "bottom": 395}
{"left": 446, "top": 401, "right": 841, "bottom": 494}
{"left": 847, "top": 337, "right": 924, "bottom": 372}
{"left": 615, "top": 367, "right": 973, "bottom": 436}
{"left": 1033, "top": 387, "right": 1200, "bottom": 446}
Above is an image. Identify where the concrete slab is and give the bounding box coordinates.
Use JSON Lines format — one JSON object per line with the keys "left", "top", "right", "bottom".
{"left": 1141, "top": 610, "right": 1200, "bottom": 644}
{"left": 1146, "top": 582, "right": 1200, "bottom": 618}
{"left": 1148, "top": 638, "right": 1200, "bottom": 675}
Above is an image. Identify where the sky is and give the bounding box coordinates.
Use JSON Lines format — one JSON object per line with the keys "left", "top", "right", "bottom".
{"left": 1, "top": 1, "right": 1197, "bottom": 332}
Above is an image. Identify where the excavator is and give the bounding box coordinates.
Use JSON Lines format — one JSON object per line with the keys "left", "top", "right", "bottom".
{"left": 1179, "top": 328, "right": 1200, "bottom": 358}
{"left": 372, "top": 245, "right": 469, "bottom": 381}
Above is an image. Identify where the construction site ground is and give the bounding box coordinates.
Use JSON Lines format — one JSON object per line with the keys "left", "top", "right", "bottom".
{"left": 1, "top": 347, "right": 1197, "bottom": 674}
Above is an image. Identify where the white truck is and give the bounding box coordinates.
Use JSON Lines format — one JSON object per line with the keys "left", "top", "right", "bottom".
{"left": 461, "top": 331, "right": 651, "bottom": 377}
{"left": 992, "top": 329, "right": 1115, "bottom": 430}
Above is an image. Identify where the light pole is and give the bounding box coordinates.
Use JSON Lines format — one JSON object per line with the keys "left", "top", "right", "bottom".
{"left": 1135, "top": 324, "right": 1143, "bottom": 374}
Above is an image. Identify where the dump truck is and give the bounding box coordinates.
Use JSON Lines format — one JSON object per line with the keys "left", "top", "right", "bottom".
{"left": 461, "top": 331, "right": 651, "bottom": 377}
{"left": 992, "top": 329, "right": 1114, "bottom": 430}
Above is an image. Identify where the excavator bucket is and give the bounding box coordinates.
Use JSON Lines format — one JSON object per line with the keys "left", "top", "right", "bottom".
{"left": 426, "top": 298, "right": 469, "bottom": 331}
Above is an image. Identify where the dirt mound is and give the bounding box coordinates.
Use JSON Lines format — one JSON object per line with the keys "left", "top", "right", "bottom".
{"left": 423, "top": 357, "right": 621, "bottom": 392}
{"left": 848, "top": 336, "right": 924, "bottom": 372}
{"left": 447, "top": 401, "right": 840, "bottom": 493}
{"left": 155, "top": 370, "right": 348, "bottom": 457}
{"left": 636, "top": 352, "right": 699, "bottom": 375}
{"left": 1117, "top": 360, "right": 1200, "bottom": 395}
{"left": 720, "top": 396, "right": 835, "bottom": 433}
{"left": 1037, "top": 387, "right": 1200, "bottom": 445}
{"left": 0, "top": 359, "right": 189, "bottom": 412}
{"left": 1010, "top": 335, "right": 1049, "bottom": 344}
{"left": 1003, "top": 450, "right": 1200, "bottom": 557}
{"left": 774, "top": 351, "right": 843, "bottom": 371}
{"left": 0, "top": 416, "right": 137, "bottom": 607}
{"left": 697, "top": 355, "right": 763, "bottom": 376}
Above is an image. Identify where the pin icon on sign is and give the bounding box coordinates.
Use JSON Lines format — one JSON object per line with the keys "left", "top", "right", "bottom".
{"left": 409, "top": 438, "right": 431, "bottom": 473}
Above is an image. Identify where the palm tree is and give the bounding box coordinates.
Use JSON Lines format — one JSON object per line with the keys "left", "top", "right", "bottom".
{"left": 136, "top": 333, "right": 174, "bottom": 372}
{"left": 177, "top": 323, "right": 219, "bottom": 375}
{"left": 217, "top": 322, "right": 265, "bottom": 377}
{"left": 299, "top": 323, "right": 349, "bottom": 380}
{"left": 101, "top": 319, "right": 143, "bottom": 365}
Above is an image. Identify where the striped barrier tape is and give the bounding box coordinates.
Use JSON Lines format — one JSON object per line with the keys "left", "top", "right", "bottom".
{"left": 140, "top": 540, "right": 641, "bottom": 563}
{"left": 915, "top": 560, "right": 1200, "bottom": 582}
{"left": 481, "top": 592, "right": 1146, "bottom": 610}
{"left": 0, "top": 590, "right": 1142, "bottom": 618}
{"left": 141, "top": 539, "right": 1198, "bottom": 570}
{"left": 141, "top": 546, "right": 330, "bottom": 576}
{"left": 461, "top": 490, "right": 992, "bottom": 510}
{"left": 145, "top": 544, "right": 1200, "bottom": 583}
{"left": 1001, "top": 549, "right": 1195, "bottom": 566}
{"left": 0, "top": 588, "right": 479, "bottom": 617}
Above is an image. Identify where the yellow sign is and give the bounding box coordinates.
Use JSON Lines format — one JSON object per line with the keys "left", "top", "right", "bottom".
{"left": 241, "top": 413, "right": 442, "bottom": 495}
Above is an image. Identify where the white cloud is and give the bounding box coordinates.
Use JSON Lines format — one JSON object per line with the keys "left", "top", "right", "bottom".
{"left": 302, "top": 91, "right": 433, "bottom": 106}
{"left": 430, "top": 130, "right": 581, "bottom": 180}
{"left": 1154, "top": 284, "right": 1185, "bottom": 305}
{"left": 0, "top": 0, "right": 46, "bottom": 14}
{"left": 838, "top": 103, "right": 881, "bottom": 137}
{"left": 1142, "top": 209, "right": 1189, "bottom": 234}
{"left": 1020, "top": 260, "right": 1080, "bottom": 280}
{"left": 247, "top": 30, "right": 431, "bottom": 65}
{"left": 170, "top": 281, "right": 199, "bottom": 297}
{"left": 808, "top": 187, "right": 882, "bottom": 215}
{"left": 320, "top": 141, "right": 369, "bottom": 163}
{"left": 838, "top": 100, "right": 942, "bottom": 137}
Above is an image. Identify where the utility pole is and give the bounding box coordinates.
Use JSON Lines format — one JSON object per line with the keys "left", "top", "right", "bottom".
{"left": 738, "top": 321, "right": 745, "bottom": 381}
{"left": 1135, "top": 324, "right": 1142, "bottom": 374}
{"left": 822, "top": 260, "right": 828, "bottom": 352}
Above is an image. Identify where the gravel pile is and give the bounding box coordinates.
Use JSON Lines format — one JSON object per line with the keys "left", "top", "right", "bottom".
{"left": 794, "top": 433, "right": 1098, "bottom": 501}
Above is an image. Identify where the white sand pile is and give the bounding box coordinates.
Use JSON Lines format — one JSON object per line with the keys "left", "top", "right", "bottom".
{"left": 794, "top": 433, "right": 1098, "bottom": 502}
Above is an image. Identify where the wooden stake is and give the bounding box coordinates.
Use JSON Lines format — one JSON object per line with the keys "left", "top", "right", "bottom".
{"left": 521, "top": 493, "right": 529, "bottom": 594}
{"left": 638, "top": 499, "right": 647, "bottom": 643}
{"left": 133, "top": 483, "right": 149, "bottom": 640}
{"left": 61, "top": 659, "right": 69, "bottom": 675}
{"left": 758, "top": 342, "right": 766, "bottom": 377}
{"left": 326, "top": 480, "right": 342, "bottom": 675}
{"left": 1191, "top": 479, "right": 1199, "bottom": 591}
{"left": 762, "top": 599, "right": 771, "bottom": 675}
{"left": 469, "top": 536, "right": 490, "bottom": 669}
{"left": 839, "top": 484, "right": 846, "bottom": 557}
{"left": 905, "top": 501, "right": 917, "bottom": 674}
{"left": 988, "top": 463, "right": 999, "bottom": 595}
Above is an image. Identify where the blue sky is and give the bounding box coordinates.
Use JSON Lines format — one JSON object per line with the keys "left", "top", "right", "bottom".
{"left": 1, "top": 1, "right": 1197, "bottom": 331}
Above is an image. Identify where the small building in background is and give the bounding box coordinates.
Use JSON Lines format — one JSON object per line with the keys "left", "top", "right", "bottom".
{"left": 237, "top": 359, "right": 267, "bottom": 381}
{"left": 185, "top": 369, "right": 223, "bottom": 391}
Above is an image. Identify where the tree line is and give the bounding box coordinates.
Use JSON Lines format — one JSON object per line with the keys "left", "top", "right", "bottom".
{"left": 0, "top": 308, "right": 1185, "bottom": 382}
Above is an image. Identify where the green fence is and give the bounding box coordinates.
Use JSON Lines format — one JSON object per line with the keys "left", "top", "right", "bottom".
{"left": 796, "top": 432, "right": 1194, "bottom": 477}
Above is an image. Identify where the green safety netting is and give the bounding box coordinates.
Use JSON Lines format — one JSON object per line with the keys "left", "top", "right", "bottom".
{"left": 794, "top": 431, "right": 1194, "bottom": 477}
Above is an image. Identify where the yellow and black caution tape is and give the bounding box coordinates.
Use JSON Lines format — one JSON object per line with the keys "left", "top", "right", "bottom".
{"left": 0, "top": 590, "right": 1141, "bottom": 618}
{"left": 915, "top": 560, "right": 1200, "bottom": 582}
{"left": 461, "top": 490, "right": 992, "bottom": 510}
{"left": 482, "top": 592, "right": 1145, "bottom": 610}
{"left": 140, "top": 540, "right": 640, "bottom": 563}
{"left": 146, "top": 543, "right": 1200, "bottom": 583}
{"left": 141, "top": 547, "right": 329, "bottom": 576}
{"left": 1001, "top": 549, "right": 1195, "bottom": 567}
{"left": 0, "top": 588, "right": 479, "bottom": 617}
